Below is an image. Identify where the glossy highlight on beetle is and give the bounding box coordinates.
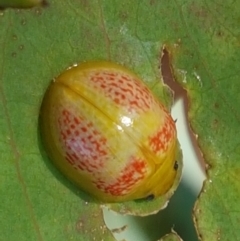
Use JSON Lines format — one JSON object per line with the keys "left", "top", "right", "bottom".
{"left": 40, "top": 61, "right": 178, "bottom": 203}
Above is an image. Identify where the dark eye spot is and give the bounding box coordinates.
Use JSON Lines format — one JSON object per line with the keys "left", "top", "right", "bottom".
{"left": 145, "top": 194, "right": 155, "bottom": 201}
{"left": 134, "top": 194, "right": 155, "bottom": 202}
{"left": 174, "top": 161, "right": 178, "bottom": 170}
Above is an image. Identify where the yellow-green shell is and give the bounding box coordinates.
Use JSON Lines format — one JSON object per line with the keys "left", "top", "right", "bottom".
{"left": 40, "top": 61, "right": 178, "bottom": 203}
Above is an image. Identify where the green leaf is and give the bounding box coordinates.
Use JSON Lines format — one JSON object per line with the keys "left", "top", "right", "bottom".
{"left": 166, "top": 2, "right": 240, "bottom": 241}
{"left": 1, "top": 0, "right": 239, "bottom": 241}
{"left": 0, "top": 0, "right": 46, "bottom": 9}
{"left": 159, "top": 232, "right": 182, "bottom": 241}
{"left": 0, "top": 1, "right": 182, "bottom": 241}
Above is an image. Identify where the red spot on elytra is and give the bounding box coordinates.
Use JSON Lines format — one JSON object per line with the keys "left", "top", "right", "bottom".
{"left": 58, "top": 109, "right": 108, "bottom": 173}
{"left": 59, "top": 109, "right": 148, "bottom": 196}
{"left": 94, "top": 157, "right": 147, "bottom": 196}
{"left": 89, "top": 70, "right": 155, "bottom": 112}
{"left": 149, "top": 114, "right": 176, "bottom": 154}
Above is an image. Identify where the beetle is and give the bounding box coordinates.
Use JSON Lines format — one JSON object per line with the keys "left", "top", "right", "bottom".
{"left": 40, "top": 61, "right": 178, "bottom": 203}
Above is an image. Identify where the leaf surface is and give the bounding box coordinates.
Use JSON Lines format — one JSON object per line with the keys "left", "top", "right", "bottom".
{"left": 0, "top": 0, "right": 239, "bottom": 241}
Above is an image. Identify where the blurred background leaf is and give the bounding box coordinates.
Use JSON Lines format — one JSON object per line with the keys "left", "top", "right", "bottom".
{"left": 0, "top": 0, "right": 46, "bottom": 9}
